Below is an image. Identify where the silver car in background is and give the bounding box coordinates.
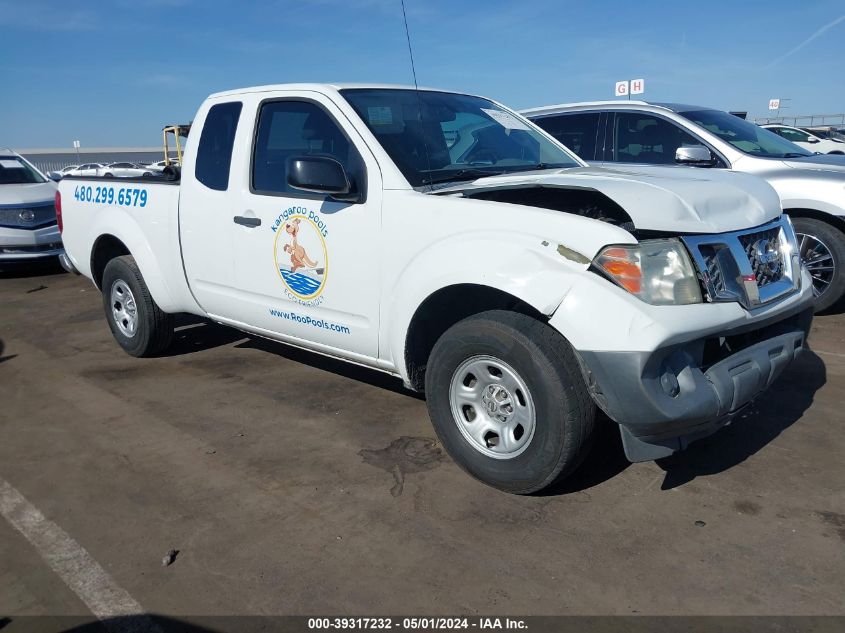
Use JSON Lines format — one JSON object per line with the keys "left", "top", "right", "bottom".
{"left": 523, "top": 101, "right": 845, "bottom": 311}
{"left": 0, "top": 150, "right": 61, "bottom": 264}
{"left": 100, "top": 162, "right": 154, "bottom": 178}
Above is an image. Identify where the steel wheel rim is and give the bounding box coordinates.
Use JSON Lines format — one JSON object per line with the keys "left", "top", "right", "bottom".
{"left": 448, "top": 355, "right": 536, "bottom": 459}
{"left": 110, "top": 279, "right": 138, "bottom": 338}
{"left": 797, "top": 232, "right": 836, "bottom": 298}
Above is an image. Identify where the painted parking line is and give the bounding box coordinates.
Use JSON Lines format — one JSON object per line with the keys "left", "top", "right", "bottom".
{"left": 0, "top": 478, "right": 161, "bottom": 633}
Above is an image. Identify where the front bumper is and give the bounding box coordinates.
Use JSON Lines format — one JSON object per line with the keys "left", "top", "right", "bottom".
{"left": 0, "top": 224, "right": 63, "bottom": 261}
{"left": 575, "top": 295, "right": 814, "bottom": 462}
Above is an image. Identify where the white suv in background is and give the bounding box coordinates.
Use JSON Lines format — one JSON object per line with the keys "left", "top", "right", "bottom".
{"left": 0, "top": 149, "right": 61, "bottom": 264}
{"left": 762, "top": 124, "right": 845, "bottom": 155}
{"left": 523, "top": 101, "right": 845, "bottom": 312}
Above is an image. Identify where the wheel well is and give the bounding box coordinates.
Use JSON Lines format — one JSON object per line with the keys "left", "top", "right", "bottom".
{"left": 785, "top": 208, "right": 845, "bottom": 235}
{"left": 404, "top": 284, "right": 545, "bottom": 392}
{"left": 90, "top": 235, "right": 130, "bottom": 289}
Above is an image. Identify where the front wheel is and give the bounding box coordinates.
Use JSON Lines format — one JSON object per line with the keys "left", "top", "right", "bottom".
{"left": 792, "top": 217, "right": 845, "bottom": 313}
{"left": 424, "top": 310, "right": 596, "bottom": 494}
{"left": 101, "top": 256, "right": 174, "bottom": 357}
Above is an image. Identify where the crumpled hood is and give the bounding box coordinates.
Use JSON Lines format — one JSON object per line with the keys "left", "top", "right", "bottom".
{"left": 443, "top": 165, "right": 781, "bottom": 233}
{"left": 0, "top": 181, "right": 57, "bottom": 207}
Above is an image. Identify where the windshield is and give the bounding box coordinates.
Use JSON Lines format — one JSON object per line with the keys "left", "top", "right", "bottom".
{"left": 0, "top": 156, "right": 47, "bottom": 185}
{"left": 679, "top": 109, "right": 812, "bottom": 159}
{"left": 341, "top": 88, "right": 581, "bottom": 187}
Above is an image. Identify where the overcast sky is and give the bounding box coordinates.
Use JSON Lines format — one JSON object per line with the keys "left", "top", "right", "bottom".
{"left": 2, "top": 0, "right": 844, "bottom": 148}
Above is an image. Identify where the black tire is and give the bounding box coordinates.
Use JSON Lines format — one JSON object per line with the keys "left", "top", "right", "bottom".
{"left": 791, "top": 217, "right": 845, "bottom": 313}
{"left": 103, "top": 173, "right": 114, "bottom": 178}
{"left": 101, "top": 255, "right": 174, "bottom": 357}
{"left": 424, "top": 310, "right": 596, "bottom": 494}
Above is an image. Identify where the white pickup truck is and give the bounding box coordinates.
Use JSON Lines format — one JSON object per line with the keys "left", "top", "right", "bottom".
{"left": 58, "top": 84, "right": 814, "bottom": 493}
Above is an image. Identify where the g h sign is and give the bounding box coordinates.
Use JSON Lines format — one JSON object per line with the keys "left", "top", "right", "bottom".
{"left": 616, "top": 79, "right": 645, "bottom": 97}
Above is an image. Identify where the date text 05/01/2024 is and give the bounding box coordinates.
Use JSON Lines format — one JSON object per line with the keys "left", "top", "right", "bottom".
{"left": 72, "top": 184, "right": 148, "bottom": 208}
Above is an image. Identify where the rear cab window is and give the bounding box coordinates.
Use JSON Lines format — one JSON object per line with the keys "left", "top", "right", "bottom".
{"left": 195, "top": 101, "right": 243, "bottom": 191}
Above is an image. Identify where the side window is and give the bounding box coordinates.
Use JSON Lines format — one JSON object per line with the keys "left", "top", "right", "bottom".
{"left": 613, "top": 113, "right": 700, "bottom": 164}
{"left": 252, "top": 100, "right": 356, "bottom": 195}
{"left": 779, "top": 128, "right": 810, "bottom": 143}
{"left": 533, "top": 113, "right": 601, "bottom": 161}
{"left": 195, "top": 101, "right": 243, "bottom": 191}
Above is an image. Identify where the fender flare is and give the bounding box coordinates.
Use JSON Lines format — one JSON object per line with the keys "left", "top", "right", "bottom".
{"left": 89, "top": 212, "right": 181, "bottom": 312}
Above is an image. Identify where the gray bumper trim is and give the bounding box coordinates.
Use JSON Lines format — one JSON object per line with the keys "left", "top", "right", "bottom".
{"left": 577, "top": 307, "right": 813, "bottom": 462}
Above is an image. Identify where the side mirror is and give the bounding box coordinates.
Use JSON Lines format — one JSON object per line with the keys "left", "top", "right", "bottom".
{"left": 675, "top": 145, "right": 716, "bottom": 167}
{"left": 288, "top": 156, "right": 358, "bottom": 202}
{"left": 47, "top": 172, "right": 62, "bottom": 182}
{"left": 807, "top": 137, "right": 820, "bottom": 144}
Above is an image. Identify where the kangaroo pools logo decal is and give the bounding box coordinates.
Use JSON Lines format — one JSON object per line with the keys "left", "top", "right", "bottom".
{"left": 272, "top": 206, "right": 328, "bottom": 304}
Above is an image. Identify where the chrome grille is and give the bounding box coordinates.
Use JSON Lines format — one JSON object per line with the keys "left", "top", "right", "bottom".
{"left": 0, "top": 203, "right": 57, "bottom": 229}
{"left": 682, "top": 217, "right": 800, "bottom": 309}
{"left": 738, "top": 227, "right": 784, "bottom": 287}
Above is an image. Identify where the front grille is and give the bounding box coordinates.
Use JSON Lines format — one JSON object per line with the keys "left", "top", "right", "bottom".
{"left": 682, "top": 217, "right": 800, "bottom": 309}
{"left": 0, "top": 203, "right": 57, "bottom": 229}
{"left": 699, "top": 245, "right": 726, "bottom": 293}
{"left": 738, "top": 227, "right": 784, "bottom": 287}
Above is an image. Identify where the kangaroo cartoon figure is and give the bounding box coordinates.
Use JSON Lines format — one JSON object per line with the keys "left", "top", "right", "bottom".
{"left": 284, "top": 218, "right": 318, "bottom": 273}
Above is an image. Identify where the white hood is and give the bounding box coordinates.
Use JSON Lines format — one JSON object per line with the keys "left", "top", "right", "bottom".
{"left": 442, "top": 165, "right": 781, "bottom": 234}
{"left": 0, "top": 181, "right": 57, "bottom": 206}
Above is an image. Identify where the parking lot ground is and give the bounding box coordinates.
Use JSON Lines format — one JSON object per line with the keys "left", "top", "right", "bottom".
{"left": 1, "top": 264, "right": 844, "bottom": 623}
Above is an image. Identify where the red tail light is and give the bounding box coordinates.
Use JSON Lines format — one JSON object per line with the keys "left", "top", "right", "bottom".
{"left": 55, "top": 190, "right": 63, "bottom": 233}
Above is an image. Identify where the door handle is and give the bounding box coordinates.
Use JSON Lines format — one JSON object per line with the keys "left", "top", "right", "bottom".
{"left": 233, "top": 215, "right": 261, "bottom": 227}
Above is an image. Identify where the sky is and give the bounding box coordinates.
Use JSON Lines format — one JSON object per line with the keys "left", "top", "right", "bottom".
{"left": 1, "top": 0, "right": 844, "bottom": 148}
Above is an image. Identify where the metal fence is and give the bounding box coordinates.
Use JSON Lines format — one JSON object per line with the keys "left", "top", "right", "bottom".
{"left": 17, "top": 150, "right": 174, "bottom": 174}
{"left": 753, "top": 113, "right": 845, "bottom": 126}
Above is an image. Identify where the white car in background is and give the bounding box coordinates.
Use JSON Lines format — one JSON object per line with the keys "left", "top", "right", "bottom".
{"left": 0, "top": 150, "right": 61, "bottom": 263}
{"left": 145, "top": 159, "right": 180, "bottom": 172}
{"left": 65, "top": 163, "right": 105, "bottom": 177}
{"left": 101, "top": 162, "right": 154, "bottom": 178}
{"left": 57, "top": 164, "right": 79, "bottom": 176}
{"left": 762, "top": 124, "right": 845, "bottom": 154}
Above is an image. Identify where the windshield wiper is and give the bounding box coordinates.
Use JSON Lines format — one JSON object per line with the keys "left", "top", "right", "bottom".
{"left": 420, "top": 168, "right": 507, "bottom": 186}
{"left": 782, "top": 152, "right": 810, "bottom": 158}
{"left": 504, "top": 163, "right": 573, "bottom": 173}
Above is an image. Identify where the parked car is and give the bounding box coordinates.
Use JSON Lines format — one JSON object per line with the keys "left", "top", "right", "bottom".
{"left": 145, "top": 159, "right": 180, "bottom": 172}
{"left": 57, "top": 84, "right": 813, "bottom": 493}
{"left": 65, "top": 163, "right": 105, "bottom": 177}
{"left": 524, "top": 101, "right": 845, "bottom": 311}
{"left": 101, "top": 162, "right": 154, "bottom": 178}
{"left": 0, "top": 149, "right": 62, "bottom": 264}
{"left": 802, "top": 127, "right": 845, "bottom": 142}
{"left": 762, "top": 124, "right": 845, "bottom": 154}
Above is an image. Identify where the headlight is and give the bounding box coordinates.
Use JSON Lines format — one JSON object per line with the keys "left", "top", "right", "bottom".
{"left": 593, "top": 238, "right": 702, "bottom": 305}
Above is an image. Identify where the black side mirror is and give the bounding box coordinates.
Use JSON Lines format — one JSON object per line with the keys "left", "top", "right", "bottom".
{"left": 288, "top": 156, "right": 359, "bottom": 202}
{"left": 47, "top": 172, "right": 62, "bottom": 182}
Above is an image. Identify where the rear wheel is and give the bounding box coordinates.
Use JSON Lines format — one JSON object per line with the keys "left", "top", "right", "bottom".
{"left": 792, "top": 217, "right": 845, "bottom": 313}
{"left": 424, "top": 310, "right": 596, "bottom": 494}
{"left": 101, "top": 256, "right": 174, "bottom": 357}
